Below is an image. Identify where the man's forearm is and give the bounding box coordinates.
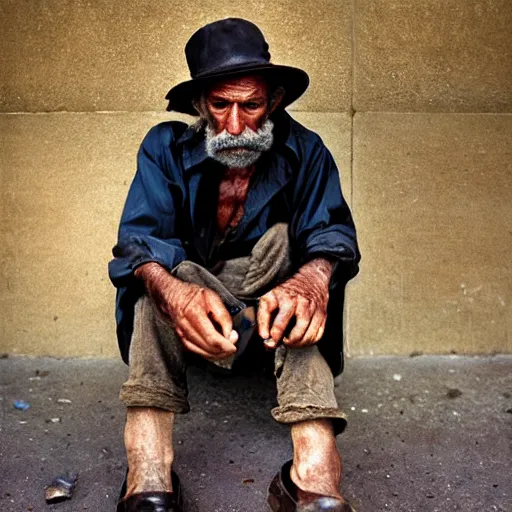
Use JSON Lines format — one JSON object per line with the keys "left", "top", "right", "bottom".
{"left": 134, "top": 262, "right": 179, "bottom": 295}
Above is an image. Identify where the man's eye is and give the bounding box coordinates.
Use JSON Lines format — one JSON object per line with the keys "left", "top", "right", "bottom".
{"left": 211, "top": 101, "right": 228, "bottom": 109}
{"left": 244, "top": 102, "right": 261, "bottom": 110}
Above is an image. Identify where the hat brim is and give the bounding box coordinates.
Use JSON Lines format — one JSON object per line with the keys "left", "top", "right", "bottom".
{"left": 165, "top": 64, "right": 309, "bottom": 116}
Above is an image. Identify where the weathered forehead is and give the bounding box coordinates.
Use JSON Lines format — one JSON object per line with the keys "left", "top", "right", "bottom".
{"left": 205, "top": 74, "right": 269, "bottom": 98}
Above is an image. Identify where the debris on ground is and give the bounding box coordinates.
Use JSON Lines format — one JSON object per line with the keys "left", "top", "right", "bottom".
{"left": 57, "top": 398, "right": 72, "bottom": 404}
{"left": 13, "top": 400, "right": 31, "bottom": 411}
{"left": 101, "top": 447, "right": 110, "bottom": 456}
{"left": 297, "top": 497, "right": 347, "bottom": 511}
{"left": 446, "top": 388, "right": 462, "bottom": 399}
{"left": 44, "top": 473, "right": 78, "bottom": 504}
{"left": 392, "top": 374, "right": 402, "bottom": 381}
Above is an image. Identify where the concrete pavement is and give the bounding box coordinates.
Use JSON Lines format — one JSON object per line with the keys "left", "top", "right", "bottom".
{"left": 0, "top": 355, "right": 511, "bottom": 512}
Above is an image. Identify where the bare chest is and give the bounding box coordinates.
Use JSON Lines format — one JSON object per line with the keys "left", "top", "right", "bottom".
{"left": 216, "top": 172, "right": 253, "bottom": 234}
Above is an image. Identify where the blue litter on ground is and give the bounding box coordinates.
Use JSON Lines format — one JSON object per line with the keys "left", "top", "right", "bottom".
{"left": 13, "top": 400, "right": 31, "bottom": 411}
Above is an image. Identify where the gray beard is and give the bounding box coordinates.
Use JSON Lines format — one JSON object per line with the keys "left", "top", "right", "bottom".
{"left": 205, "top": 119, "right": 274, "bottom": 168}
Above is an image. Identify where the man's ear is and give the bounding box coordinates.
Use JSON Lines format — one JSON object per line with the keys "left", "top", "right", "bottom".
{"left": 192, "top": 93, "right": 216, "bottom": 127}
{"left": 268, "top": 86, "right": 285, "bottom": 115}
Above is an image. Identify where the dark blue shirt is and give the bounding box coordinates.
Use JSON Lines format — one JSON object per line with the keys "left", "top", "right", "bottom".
{"left": 109, "top": 111, "right": 360, "bottom": 363}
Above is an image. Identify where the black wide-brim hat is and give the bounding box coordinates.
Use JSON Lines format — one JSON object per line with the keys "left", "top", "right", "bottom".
{"left": 165, "top": 18, "right": 309, "bottom": 116}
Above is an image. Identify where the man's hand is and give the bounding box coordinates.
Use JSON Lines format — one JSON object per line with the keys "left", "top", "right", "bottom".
{"left": 135, "top": 263, "right": 238, "bottom": 360}
{"left": 257, "top": 258, "right": 334, "bottom": 349}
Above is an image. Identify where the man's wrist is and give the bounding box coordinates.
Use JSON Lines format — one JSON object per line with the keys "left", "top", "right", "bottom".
{"left": 134, "top": 261, "right": 190, "bottom": 304}
{"left": 298, "top": 257, "right": 335, "bottom": 286}
{"left": 134, "top": 262, "right": 180, "bottom": 296}
{"left": 134, "top": 262, "right": 166, "bottom": 282}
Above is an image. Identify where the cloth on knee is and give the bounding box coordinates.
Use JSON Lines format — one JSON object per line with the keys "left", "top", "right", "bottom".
{"left": 272, "top": 345, "right": 347, "bottom": 436}
{"left": 213, "top": 223, "right": 291, "bottom": 298}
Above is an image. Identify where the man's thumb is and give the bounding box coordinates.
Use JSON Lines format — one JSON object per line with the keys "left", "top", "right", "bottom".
{"left": 229, "top": 330, "right": 239, "bottom": 344}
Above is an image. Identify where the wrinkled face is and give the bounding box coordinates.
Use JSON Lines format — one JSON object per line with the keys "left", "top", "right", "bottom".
{"left": 203, "top": 74, "right": 276, "bottom": 168}
{"left": 205, "top": 75, "right": 269, "bottom": 134}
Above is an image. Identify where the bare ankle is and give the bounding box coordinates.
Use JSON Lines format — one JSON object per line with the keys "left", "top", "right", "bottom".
{"left": 124, "top": 407, "right": 175, "bottom": 496}
{"left": 291, "top": 419, "right": 342, "bottom": 499}
{"left": 126, "top": 455, "right": 173, "bottom": 495}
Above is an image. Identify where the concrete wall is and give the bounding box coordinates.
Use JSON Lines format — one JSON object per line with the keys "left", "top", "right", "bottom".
{"left": 1, "top": 0, "right": 510, "bottom": 357}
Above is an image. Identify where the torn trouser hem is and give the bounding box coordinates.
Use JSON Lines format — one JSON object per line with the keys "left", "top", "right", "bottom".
{"left": 119, "top": 383, "right": 190, "bottom": 414}
{"left": 271, "top": 405, "right": 348, "bottom": 436}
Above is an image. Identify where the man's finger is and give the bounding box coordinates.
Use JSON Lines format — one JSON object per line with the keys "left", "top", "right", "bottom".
{"left": 181, "top": 337, "right": 219, "bottom": 359}
{"left": 285, "top": 298, "right": 313, "bottom": 344}
{"left": 178, "top": 319, "right": 218, "bottom": 354}
{"left": 296, "top": 309, "right": 325, "bottom": 347}
{"left": 204, "top": 289, "right": 233, "bottom": 339}
{"left": 182, "top": 293, "right": 236, "bottom": 351}
{"left": 314, "top": 322, "right": 326, "bottom": 343}
{"left": 257, "top": 291, "right": 279, "bottom": 339}
{"left": 181, "top": 316, "right": 237, "bottom": 356}
{"left": 196, "top": 316, "right": 238, "bottom": 354}
{"left": 263, "top": 338, "right": 278, "bottom": 350}
{"left": 270, "top": 298, "right": 296, "bottom": 343}
{"left": 182, "top": 336, "right": 234, "bottom": 361}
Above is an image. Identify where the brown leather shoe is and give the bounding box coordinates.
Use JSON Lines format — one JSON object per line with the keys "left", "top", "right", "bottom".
{"left": 116, "top": 469, "right": 183, "bottom": 512}
{"left": 267, "top": 460, "right": 356, "bottom": 512}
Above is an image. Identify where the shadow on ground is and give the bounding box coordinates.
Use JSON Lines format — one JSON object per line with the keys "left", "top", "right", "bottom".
{"left": 0, "top": 355, "right": 510, "bottom": 511}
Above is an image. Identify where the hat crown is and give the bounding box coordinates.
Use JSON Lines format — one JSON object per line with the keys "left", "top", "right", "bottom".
{"left": 185, "top": 18, "right": 271, "bottom": 79}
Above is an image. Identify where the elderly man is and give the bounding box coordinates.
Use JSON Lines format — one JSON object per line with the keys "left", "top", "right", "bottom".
{"left": 109, "top": 18, "right": 359, "bottom": 512}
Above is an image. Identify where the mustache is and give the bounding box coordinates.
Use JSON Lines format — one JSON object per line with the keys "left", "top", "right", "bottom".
{"left": 206, "top": 119, "right": 274, "bottom": 153}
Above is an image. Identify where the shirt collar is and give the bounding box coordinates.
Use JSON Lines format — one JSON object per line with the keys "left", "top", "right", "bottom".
{"left": 176, "top": 123, "right": 210, "bottom": 172}
{"left": 176, "top": 110, "right": 300, "bottom": 174}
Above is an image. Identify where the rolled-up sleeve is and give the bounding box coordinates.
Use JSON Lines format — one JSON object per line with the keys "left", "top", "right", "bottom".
{"left": 108, "top": 124, "right": 187, "bottom": 288}
{"left": 289, "top": 135, "right": 360, "bottom": 277}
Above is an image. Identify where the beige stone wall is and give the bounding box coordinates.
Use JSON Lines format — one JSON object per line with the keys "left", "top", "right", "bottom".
{"left": 1, "top": 1, "right": 510, "bottom": 357}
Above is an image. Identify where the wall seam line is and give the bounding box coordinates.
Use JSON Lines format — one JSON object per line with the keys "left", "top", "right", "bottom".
{"left": 344, "top": 0, "right": 357, "bottom": 358}
{"left": 350, "top": 0, "right": 356, "bottom": 206}
{"left": 1, "top": 110, "right": 511, "bottom": 115}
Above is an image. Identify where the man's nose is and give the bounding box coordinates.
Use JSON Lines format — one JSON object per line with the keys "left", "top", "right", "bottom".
{"left": 225, "top": 103, "right": 244, "bottom": 136}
